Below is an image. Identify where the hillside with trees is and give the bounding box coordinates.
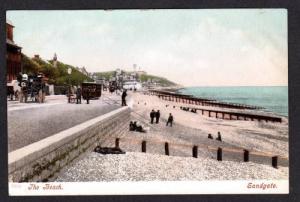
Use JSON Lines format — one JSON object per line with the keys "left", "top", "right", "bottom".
{"left": 21, "top": 54, "right": 93, "bottom": 86}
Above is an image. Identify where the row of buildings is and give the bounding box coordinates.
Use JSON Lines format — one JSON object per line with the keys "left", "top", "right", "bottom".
{"left": 6, "top": 20, "right": 93, "bottom": 89}
{"left": 6, "top": 20, "right": 160, "bottom": 92}
{"left": 6, "top": 20, "right": 22, "bottom": 83}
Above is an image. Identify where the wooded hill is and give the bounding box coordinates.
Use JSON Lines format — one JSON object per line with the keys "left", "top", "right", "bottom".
{"left": 21, "top": 54, "right": 93, "bottom": 86}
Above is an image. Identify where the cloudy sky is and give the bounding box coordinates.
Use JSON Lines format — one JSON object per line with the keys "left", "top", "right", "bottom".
{"left": 7, "top": 9, "right": 287, "bottom": 86}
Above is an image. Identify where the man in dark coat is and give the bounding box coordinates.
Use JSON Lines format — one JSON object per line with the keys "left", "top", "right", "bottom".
{"left": 76, "top": 87, "right": 82, "bottom": 104}
{"left": 155, "top": 110, "right": 160, "bottom": 124}
{"left": 86, "top": 88, "right": 90, "bottom": 104}
{"left": 121, "top": 90, "right": 127, "bottom": 106}
{"left": 166, "top": 113, "right": 174, "bottom": 127}
{"left": 150, "top": 109, "right": 155, "bottom": 124}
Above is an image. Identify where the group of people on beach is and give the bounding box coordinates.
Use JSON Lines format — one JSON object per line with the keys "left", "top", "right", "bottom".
{"left": 129, "top": 121, "right": 146, "bottom": 133}
{"left": 150, "top": 109, "right": 160, "bottom": 124}
{"left": 150, "top": 109, "right": 174, "bottom": 127}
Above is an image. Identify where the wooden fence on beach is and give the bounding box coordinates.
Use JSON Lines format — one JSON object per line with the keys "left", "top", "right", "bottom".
{"left": 108, "top": 136, "right": 288, "bottom": 169}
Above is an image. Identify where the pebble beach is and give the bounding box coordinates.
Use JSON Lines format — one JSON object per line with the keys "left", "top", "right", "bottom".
{"left": 56, "top": 90, "right": 289, "bottom": 181}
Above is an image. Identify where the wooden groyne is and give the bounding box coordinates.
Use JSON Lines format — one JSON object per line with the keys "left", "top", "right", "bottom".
{"left": 112, "top": 137, "right": 288, "bottom": 168}
{"left": 147, "top": 90, "right": 282, "bottom": 123}
{"left": 149, "top": 90, "right": 263, "bottom": 110}
{"left": 180, "top": 106, "right": 282, "bottom": 123}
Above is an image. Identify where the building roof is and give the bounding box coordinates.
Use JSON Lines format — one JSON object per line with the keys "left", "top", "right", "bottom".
{"left": 6, "top": 38, "right": 21, "bottom": 49}
{"left": 6, "top": 19, "right": 14, "bottom": 27}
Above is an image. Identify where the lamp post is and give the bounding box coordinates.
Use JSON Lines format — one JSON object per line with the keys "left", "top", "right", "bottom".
{"left": 67, "top": 67, "right": 72, "bottom": 103}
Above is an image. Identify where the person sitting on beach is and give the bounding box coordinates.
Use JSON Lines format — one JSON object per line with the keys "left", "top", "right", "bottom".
{"left": 155, "top": 110, "right": 160, "bottom": 124}
{"left": 191, "top": 108, "right": 197, "bottom": 113}
{"left": 208, "top": 134, "right": 213, "bottom": 139}
{"left": 150, "top": 109, "right": 155, "bottom": 124}
{"left": 166, "top": 113, "right": 174, "bottom": 127}
{"left": 129, "top": 121, "right": 136, "bottom": 131}
{"left": 130, "top": 121, "right": 146, "bottom": 133}
{"left": 135, "top": 124, "right": 146, "bottom": 133}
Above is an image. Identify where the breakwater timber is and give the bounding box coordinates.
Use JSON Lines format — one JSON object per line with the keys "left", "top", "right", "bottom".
{"left": 108, "top": 136, "right": 288, "bottom": 168}
{"left": 148, "top": 90, "right": 282, "bottom": 123}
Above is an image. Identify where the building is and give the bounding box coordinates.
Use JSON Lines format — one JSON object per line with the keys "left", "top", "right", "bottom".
{"left": 136, "top": 70, "right": 147, "bottom": 76}
{"left": 80, "top": 66, "right": 89, "bottom": 76}
{"left": 53, "top": 53, "right": 57, "bottom": 67}
{"left": 6, "top": 20, "right": 22, "bottom": 83}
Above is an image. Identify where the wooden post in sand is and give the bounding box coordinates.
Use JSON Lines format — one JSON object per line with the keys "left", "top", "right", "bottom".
{"left": 165, "top": 142, "right": 169, "bottom": 156}
{"left": 272, "top": 156, "right": 278, "bottom": 169}
{"left": 115, "top": 138, "right": 120, "bottom": 149}
{"left": 243, "top": 150, "right": 249, "bottom": 162}
{"left": 142, "top": 141, "right": 146, "bottom": 153}
{"left": 192, "top": 146, "right": 198, "bottom": 158}
{"left": 217, "top": 148, "right": 222, "bottom": 161}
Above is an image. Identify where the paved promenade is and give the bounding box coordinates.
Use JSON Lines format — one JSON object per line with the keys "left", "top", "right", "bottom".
{"left": 8, "top": 93, "right": 122, "bottom": 152}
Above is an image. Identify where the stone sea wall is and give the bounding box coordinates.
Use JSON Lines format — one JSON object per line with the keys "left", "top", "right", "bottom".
{"left": 8, "top": 107, "right": 130, "bottom": 182}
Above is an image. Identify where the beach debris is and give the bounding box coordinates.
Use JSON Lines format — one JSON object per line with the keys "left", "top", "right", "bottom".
{"left": 216, "top": 132, "right": 222, "bottom": 141}
{"left": 208, "top": 134, "right": 213, "bottom": 139}
{"left": 94, "top": 146, "right": 125, "bottom": 155}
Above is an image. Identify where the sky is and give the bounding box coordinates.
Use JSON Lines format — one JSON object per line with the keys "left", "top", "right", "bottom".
{"left": 7, "top": 9, "right": 287, "bottom": 86}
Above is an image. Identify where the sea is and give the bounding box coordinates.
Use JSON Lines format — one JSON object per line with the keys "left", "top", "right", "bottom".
{"left": 177, "top": 86, "right": 288, "bottom": 117}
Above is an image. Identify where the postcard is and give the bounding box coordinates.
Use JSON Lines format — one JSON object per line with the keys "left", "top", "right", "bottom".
{"left": 6, "top": 9, "right": 288, "bottom": 195}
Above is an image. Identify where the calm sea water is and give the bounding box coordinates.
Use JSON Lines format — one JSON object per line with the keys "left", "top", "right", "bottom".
{"left": 178, "top": 86, "right": 288, "bottom": 116}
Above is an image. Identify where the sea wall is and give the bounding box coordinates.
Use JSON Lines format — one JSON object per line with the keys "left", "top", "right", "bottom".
{"left": 8, "top": 106, "right": 130, "bottom": 182}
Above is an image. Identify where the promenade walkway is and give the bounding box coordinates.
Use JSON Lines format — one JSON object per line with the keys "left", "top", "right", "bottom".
{"left": 8, "top": 93, "right": 121, "bottom": 152}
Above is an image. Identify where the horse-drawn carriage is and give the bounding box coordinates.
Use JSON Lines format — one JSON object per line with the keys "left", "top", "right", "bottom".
{"left": 81, "top": 82, "right": 102, "bottom": 100}
{"left": 17, "top": 73, "right": 47, "bottom": 103}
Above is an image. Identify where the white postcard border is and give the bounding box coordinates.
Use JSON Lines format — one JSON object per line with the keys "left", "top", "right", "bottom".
{"left": 9, "top": 180, "right": 289, "bottom": 195}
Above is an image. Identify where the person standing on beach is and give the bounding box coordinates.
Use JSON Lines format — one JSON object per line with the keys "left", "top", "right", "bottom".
{"left": 150, "top": 109, "right": 155, "bottom": 124}
{"left": 121, "top": 89, "right": 127, "bottom": 106}
{"left": 155, "top": 110, "right": 160, "bottom": 124}
{"left": 166, "top": 113, "right": 174, "bottom": 127}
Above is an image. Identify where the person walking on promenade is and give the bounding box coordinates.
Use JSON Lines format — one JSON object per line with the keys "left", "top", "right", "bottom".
{"left": 166, "top": 113, "right": 174, "bottom": 127}
{"left": 150, "top": 109, "right": 155, "bottom": 124}
{"left": 86, "top": 88, "right": 90, "bottom": 104}
{"left": 76, "top": 86, "right": 82, "bottom": 104}
{"left": 121, "top": 89, "right": 127, "bottom": 106}
{"left": 155, "top": 110, "right": 160, "bottom": 124}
